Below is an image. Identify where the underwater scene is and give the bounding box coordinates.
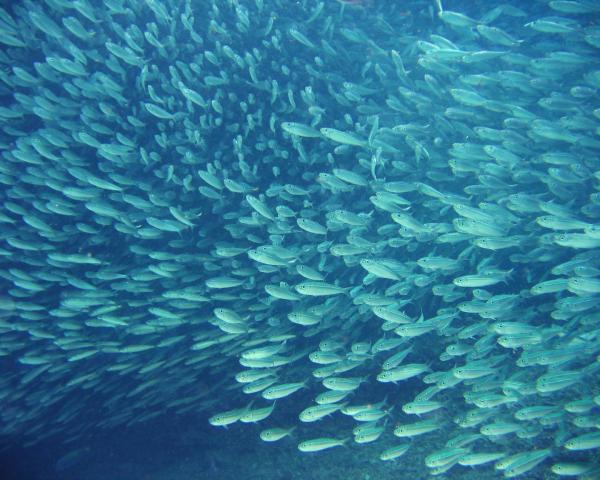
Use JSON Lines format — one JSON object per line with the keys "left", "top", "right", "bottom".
{"left": 1, "top": 0, "right": 600, "bottom": 478}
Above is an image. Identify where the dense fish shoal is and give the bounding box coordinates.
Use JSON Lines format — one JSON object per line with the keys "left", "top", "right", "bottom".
{"left": 0, "top": 0, "right": 600, "bottom": 478}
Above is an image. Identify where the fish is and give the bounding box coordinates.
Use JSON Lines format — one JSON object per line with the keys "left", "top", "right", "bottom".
{"left": 294, "top": 281, "right": 349, "bottom": 297}
{"left": 281, "top": 122, "right": 322, "bottom": 138}
{"left": 379, "top": 443, "right": 411, "bottom": 461}
{"left": 299, "top": 402, "right": 347, "bottom": 423}
{"left": 1, "top": 1, "right": 599, "bottom": 479}
{"left": 259, "top": 427, "right": 296, "bottom": 442}
{"left": 564, "top": 432, "right": 600, "bottom": 451}
{"left": 297, "top": 437, "right": 347, "bottom": 452}
{"left": 319, "top": 128, "right": 367, "bottom": 147}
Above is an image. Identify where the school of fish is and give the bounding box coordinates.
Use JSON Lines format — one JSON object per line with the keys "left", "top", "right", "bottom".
{"left": 1, "top": 0, "right": 600, "bottom": 477}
